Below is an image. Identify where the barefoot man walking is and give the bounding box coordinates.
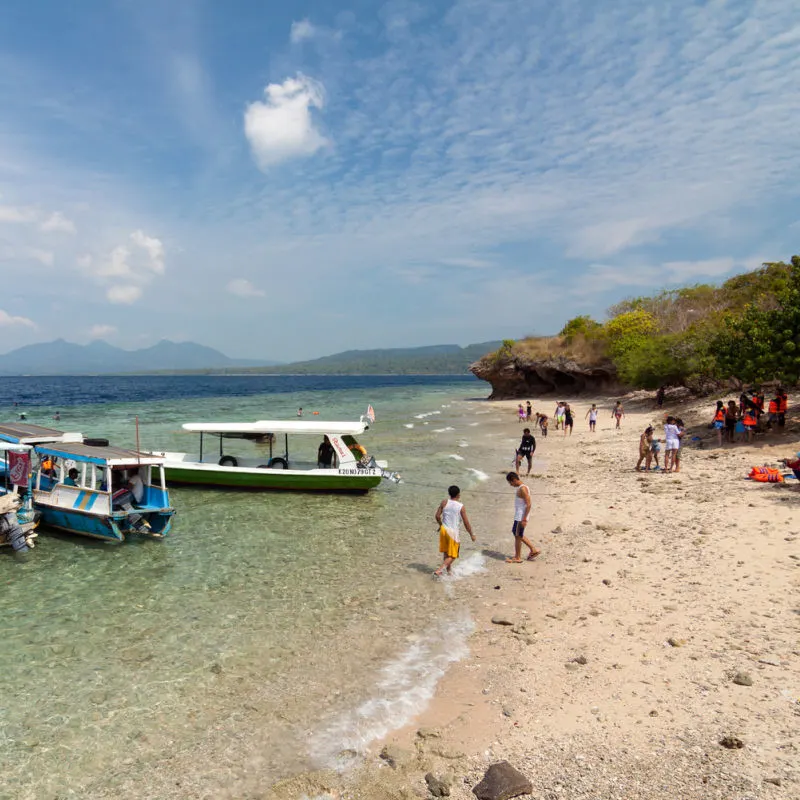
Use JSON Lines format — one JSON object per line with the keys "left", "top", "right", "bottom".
{"left": 506, "top": 472, "right": 540, "bottom": 563}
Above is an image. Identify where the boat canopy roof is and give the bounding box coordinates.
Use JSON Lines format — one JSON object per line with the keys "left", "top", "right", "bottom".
{"left": 182, "top": 420, "right": 369, "bottom": 436}
{"left": 34, "top": 442, "right": 166, "bottom": 467}
{"left": 0, "top": 423, "right": 83, "bottom": 445}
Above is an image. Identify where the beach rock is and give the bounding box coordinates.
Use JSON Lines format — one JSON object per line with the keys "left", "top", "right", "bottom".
{"left": 425, "top": 773, "right": 451, "bottom": 797}
{"left": 582, "top": 519, "right": 593, "bottom": 526}
{"left": 209, "top": 662, "right": 223, "bottom": 674}
{"left": 764, "top": 777, "right": 782, "bottom": 786}
{"left": 417, "top": 728, "right": 442, "bottom": 740}
{"left": 719, "top": 735, "right": 744, "bottom": 749}
{"left": 667, "top": 637, "right": 686, "bottom": 648}
{"left": 602, "top": 579, "right": 612, "bottom": 586}
{"left": 732, "top": 671, "right": 754, "bottom": 686}
{"left": 472, "top": 761, "right": 533, "bottom": 800}
{"left": 491, "top": 615, "right": 514, "bottom": 626}
{"left": 573, "top": 655, "right": 588, "bottom": 665}
{"left": 380, "top": 744, "right": 408, "bottom": 769}
{"left": 758, "top": 657, "right": 781, "bottom": 667}
{"left": 552, "top": 526, "right": 563, "bottom": 534}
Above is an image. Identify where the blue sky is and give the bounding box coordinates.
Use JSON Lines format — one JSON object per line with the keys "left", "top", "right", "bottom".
{"left": 0, "top": 0, "right": 798, "bottom": 361}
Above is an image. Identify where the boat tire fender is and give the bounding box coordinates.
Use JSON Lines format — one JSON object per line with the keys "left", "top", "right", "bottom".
{"left": 218, "top": 455, "right": 238, "bottom": 467}
{"left": 83, "top": 437, "right": 110, "bottom": 447}
{"left": 267, "top": 457, "right": 288, "bottom": 469}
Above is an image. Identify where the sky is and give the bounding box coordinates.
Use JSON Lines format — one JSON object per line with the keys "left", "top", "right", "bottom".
{"left": 0, "top": 0, "right": 798, "bottom": 361}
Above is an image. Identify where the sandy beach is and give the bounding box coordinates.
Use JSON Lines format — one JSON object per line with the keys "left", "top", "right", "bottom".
{"left": 266, "top": 393, "right": 799, "bottom": 799}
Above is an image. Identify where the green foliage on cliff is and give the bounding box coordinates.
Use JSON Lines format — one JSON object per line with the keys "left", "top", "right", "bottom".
{"left": 498, "top": 257, "right": 800, "bottom": 388}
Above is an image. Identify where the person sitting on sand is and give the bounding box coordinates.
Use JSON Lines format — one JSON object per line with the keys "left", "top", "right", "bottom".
{"left": 585, "top": 403, "right": 598, "bottom": 432}
{"left": 515, "top": 427, "right": 536, "bottom": 475}
{"left": 636, "top": 426, "right": 654, "bottom": 471}
{"left": 505, "top": 472, "right": 540, "bottom": 563}
{"left": 433, "top": 485, "right": 475, "bottom": 576}
{"left": 612, "top": 401, "right": 624, "bottom": 429}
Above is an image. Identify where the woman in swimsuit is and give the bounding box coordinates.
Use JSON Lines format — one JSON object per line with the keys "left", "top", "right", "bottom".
{"left": 612, "top": 401, "right": 624, "bottom": 429}
{"left": 563, "top": 403, "right": 574, "bottom": 436}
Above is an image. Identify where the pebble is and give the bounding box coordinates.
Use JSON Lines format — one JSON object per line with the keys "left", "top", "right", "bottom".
{"left": 763, "top": 777, "right": 782, "bottom": 787}
{"left": 667, "top": 637, "right": 686, "bottom": 648}
{"left": 732, "top": 671, "right": 754, "bottom": 686}
{"left": 719, "top": 735, "right": 744, "bottom": 749}
{"left": 582, "top": 519, "right": 593, "bottom": 526}
{"left": 573, "top": 655, "right": 588, "bottom": 665}
{"left": 602, "top": 579, "right": 612, "bottom": 586}
{"left": 424, "top": 772, "right": 451, "bottom": 797}
{"left": 491, "top": 615, "right": 515, "bottom": 626}
{"left": 758, "top": 657, "right": 781, "bottom": 667}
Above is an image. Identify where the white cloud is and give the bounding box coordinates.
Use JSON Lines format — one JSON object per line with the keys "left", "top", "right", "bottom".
{"left": 0, "top": 205, "right": 37, "bottom": 224}
{"left": 244, "top": 74, "right": 328, "bottom": 170}
{"left": 131, "top": 230, "right": 165, "bottom": 273}
{"left": 89, "top": 324, "right": 117, "bottom": 339}
{"left": 438, "top": 257, "right": 494, "bottom": 269}
{"left": 28, "top": 248, "right": 54, "bottom": 266}
{"left": 40, "top": 211, "right": 76, "bottom": 234}
{"left": 0, "top": 309, "right": 35, "bottom": 328}
{"left": 80, "top": 231, "right": 166, "bottom": 304}
{"left": 290, "top": 18, "right": 317, "bottom": 43}
{"left": 107, "top": 285, "right": 142, "bottom": 305}
{"left": 227, "top": 278, "right": 265, "bottom": 297}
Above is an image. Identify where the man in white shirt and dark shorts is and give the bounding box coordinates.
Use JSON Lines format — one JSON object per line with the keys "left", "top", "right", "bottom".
{"left": 505, "top": 472, "right": 540, "bottom": 563}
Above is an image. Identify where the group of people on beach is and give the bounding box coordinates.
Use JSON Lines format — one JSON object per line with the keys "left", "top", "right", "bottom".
{"left": 710, "top": 387, "right": 788, "bottom": 445}
{"left": 636, "top": 416, "right": 685, "bottom": 472}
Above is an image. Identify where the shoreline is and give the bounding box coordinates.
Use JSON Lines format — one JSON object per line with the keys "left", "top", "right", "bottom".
{"left": 266, "top": 393, "right": 800, "bottom": 799}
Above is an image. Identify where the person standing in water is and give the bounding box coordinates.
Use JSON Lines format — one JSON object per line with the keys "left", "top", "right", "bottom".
{"left": 505, "top": 472, "right": 540, "bottom": 563}
{"left": 585, "top": 403, "right": 598, "bottom": 432}
{"left": 433, "top": 485, "right": 475, "bottom": 576}
{"left": 612, "top": 401, "right": 624, "bottom": 429}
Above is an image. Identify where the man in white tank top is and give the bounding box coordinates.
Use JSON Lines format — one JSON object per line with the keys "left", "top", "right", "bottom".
{"left": 505, "top": 472, "right": 540, "bottom": 563}
{"left": 433, "top": 485, "right": 475, "bottom": 576}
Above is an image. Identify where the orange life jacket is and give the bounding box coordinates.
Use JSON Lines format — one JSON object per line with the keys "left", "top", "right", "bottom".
{"left": 713, "top": 409, "right": 725, "bottom": 422}
{"left": 768, "top": 400, "right": 778, "bottom": 414}
{"left": 779, "top": 394, "right": 788, "bottom": 413}
{"left": 743, "top": 409, "right": 757, "bottom": 426}
{"left": 749, "top": 466, "right": 783, "bottom": 483}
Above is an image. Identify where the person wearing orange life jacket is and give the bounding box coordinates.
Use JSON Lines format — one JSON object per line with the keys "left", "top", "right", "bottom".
{"left": 767, "top": 395, "right": 780, "bottom": 430}
{"left": 778, "top": 388, "right": 788, "bottom": 428}
{"left": 742, "top": 405, "right": 757, "bottom": 442}
{"left": 712, "top": 401, "right": 726, "bottom": 447}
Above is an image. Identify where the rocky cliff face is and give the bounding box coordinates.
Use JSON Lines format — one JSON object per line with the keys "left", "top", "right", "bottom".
{"left": 470, "top": 354, "right": 618, "bottom": 399}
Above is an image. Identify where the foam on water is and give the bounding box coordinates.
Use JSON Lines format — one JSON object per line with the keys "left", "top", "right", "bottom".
{"left": 414, "top": 411, "right": 441, "bottom": 419}
{"left": 433, "top": 426, "right": 455, "bottom": 433}
{"left": 309, "top": 613, "right": 474, "bottom": 767}
{"left": 404, "top": 423, "right": 414, "bottom": 429}
{"left": 457, "top": 439, "right": 469, "bottom": 448}
{"left": 447, "top": 454, "right": 465, "bottom": 461}
{"left": 467, "top": 468, "right": 490, "bottom": 482}
{"left": 446, "top": 551, "right": 487, "bottom": 580}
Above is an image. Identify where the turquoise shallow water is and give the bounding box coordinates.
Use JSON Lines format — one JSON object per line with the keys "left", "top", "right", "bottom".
{"left": 0, "top": 376, "right": 507, "bottom": 799}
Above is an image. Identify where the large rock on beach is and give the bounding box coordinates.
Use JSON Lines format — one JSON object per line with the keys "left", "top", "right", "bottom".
{"left": 472, "top": 761, "right": 533, "bottom": 800}
{"left": 469, "top": 352, "right": 618, "bottom": 399}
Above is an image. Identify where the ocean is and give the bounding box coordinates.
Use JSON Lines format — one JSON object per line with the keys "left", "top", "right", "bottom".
{"left": 0, "top": 374, "right": 506, "bottom": 799}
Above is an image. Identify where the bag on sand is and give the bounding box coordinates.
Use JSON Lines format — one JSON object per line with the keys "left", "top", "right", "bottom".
{"left": 748, "top": 466, "right": 784, "bottom": 483}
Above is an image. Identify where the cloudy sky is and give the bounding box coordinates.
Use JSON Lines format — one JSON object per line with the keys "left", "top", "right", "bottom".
{"left": 0, "top": 0, "right": 798, "bottom": 360}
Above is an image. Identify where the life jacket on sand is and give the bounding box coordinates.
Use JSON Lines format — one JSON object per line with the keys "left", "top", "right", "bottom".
{"left": 748, "top": 466, "right": 784, "bottom": 483}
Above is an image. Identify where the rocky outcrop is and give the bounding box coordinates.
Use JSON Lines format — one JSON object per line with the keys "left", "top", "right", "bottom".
{"left": 470, "top": 353, "right": 618, "bottom": 399}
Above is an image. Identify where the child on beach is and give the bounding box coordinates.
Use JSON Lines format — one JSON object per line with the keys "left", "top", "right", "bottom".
{"left": 636, "top": 426, "right": 654, "bottom": 471}
{"left": 712, "top": 401, "right": 725, "bottom": 447}
{"left": 505, "top": 472, "right": 540, "bottom": 563}
{"left": 585, "top": 403, "right": 598, "bottom": 432}
{"left": 612, "top": 401, "right": 624, "bottom": 429}
{"left": 650, "top": 434, "right": 662, "bottom": 470}
{"left": 433, "top": 485, "right": 475, "bottom": 576}
{"left": 517, "top": 404, "right": 526, "bottom": 423}
{"left": 663, "top": 416, "right": 682, "bottom": 472}
{"left": 554, "top": 402, "right": 565, "bottom": 430}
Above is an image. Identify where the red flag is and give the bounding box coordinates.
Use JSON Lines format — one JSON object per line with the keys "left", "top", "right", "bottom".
{"left": 8, "top": 450, "right": 31, "bottom": 488}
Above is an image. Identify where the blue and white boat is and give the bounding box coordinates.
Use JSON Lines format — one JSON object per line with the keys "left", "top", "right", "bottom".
{"left": 28, "top": 442, "right": 175, "bottom": 542}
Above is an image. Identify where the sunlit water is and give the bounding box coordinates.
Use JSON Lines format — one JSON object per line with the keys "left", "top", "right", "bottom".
{"left": 0, "top": 375, "right": 509, "bottom": 799}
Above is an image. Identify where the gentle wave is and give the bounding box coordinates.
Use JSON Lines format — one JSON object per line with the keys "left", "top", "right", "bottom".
{"left": 308, "top": 614, "right": 474, "bottom": 767}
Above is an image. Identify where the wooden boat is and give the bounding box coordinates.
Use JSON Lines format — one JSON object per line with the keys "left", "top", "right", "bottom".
{"left": 26, "top": 442, "right": 175, "bottom": 542}
{"left": 154, "top": 419, "right": 398, "bottom": 492}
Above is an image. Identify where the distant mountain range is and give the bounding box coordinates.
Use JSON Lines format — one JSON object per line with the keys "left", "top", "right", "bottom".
{"left": 0, "top": 339, "right": 503, "bottom": 376}
{"left": 0, "top": 339, "right": 278, "bottom": 375}
{"left": 242, "top": 341, "right": 504, "bottom": 375}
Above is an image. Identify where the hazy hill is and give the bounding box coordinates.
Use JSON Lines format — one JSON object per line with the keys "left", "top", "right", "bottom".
{"left": 242, "top": 342, "right": 504, "bottom": 375}
{"left": 0, "top": 339, "right": 278, "bottom": 375}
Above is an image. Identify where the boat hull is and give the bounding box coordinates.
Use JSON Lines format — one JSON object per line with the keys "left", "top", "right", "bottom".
{"left": 36, "top": 505, "right": 174, "bottom": 543}
{"left": 164, "top": 464, "right": 381, "bottom": 492}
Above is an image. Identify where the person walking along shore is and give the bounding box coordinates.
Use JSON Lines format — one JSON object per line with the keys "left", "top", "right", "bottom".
{"left": 505, "top": 472, "right": 540, "bottom": 563}
{"left": 433, "top": 485, "right": 475, "bottom": 576}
